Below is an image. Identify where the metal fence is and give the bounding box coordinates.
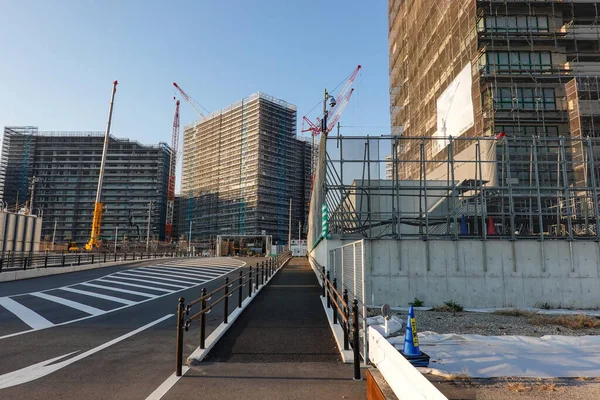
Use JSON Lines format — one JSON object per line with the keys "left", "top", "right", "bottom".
{"left": 0, "top": 250, "right": 195, "bottom": 273}
{"left": 317, "top": 135, "right": 600, "bottom": 241}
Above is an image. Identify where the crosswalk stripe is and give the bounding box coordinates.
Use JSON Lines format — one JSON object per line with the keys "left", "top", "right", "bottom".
{"left": 156, "top": 265, "right": 235, "bottom": 274}
{"left": 107, "top": 274, "right": 188, "bottom": 289}
{"left": 31, "top": 292, "right": 104, "bottom": 316}
{"left": 0, "top": 297, "right": 54, "bottom": 329}
{"left": 96, "top": 279, "right": 172, "bottom": 293}
{"left": 60, "top": 287, "right": 135, "bottom": 306}
{"left": 117, "top": 271, "right": 199, "bottom": 285}
{"left": 80, "top": 283, "right": 156, "bottom": 298}
{"left": 142, "top": 266, "right": 222, "bottom": 278}
{"left": 129, "top": 269, "right": 206, "bottom": 283}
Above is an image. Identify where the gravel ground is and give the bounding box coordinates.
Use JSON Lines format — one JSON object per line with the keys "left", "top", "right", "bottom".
{"left": 384, "top": 310, "right": 600, "bottom": 337}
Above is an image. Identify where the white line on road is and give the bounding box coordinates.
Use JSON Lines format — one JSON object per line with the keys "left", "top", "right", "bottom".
{"left": 125, "top": 269, "right": 207, "bottom": 283}
{"left": 0, "top": 297, "right": 54, "bottom": 329}
{"left": 0, "top": 314, "right": 173, "bottom": 389}
{"left": 140, "top": 266, "right": 221, "bottom": 279}
{"left": 30, "top": 292, "right": 104, "bottom": 316}
{"left": 107, "top": 274, "right": 188, "bottom": 288}
{"left": 59, "top": 287, "right": 135, "bottom": 306}
{"left": 97, "top": 279, "right": 172, "bottom": 293}
{"left": 144, "top": 265, "right": 225, "bottom": 277}
{"left": 79, "top": 282, "right": 156, "bottom": 298}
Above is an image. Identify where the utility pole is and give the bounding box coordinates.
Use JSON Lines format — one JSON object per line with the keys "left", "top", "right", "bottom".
{"left": 146, "top": 201, "right": 152, "bottom": 252}
{"left": 288, "top": 198, "right": 292, "bottom": 251}
{"left": 51, "top": 219, "right": 57, "bottom": 251}
{"left": 188, "top": 220, "right": 192, "bottom": 253}
{"left": 114, "top": 225, "right": 118, "bottom": 253}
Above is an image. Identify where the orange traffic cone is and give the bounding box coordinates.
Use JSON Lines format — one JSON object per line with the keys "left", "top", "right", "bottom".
{"left": 487, "top": 216, "right": 496, "bottom": 235}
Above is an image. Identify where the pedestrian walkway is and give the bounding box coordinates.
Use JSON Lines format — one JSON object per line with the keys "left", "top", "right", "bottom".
{"left": 164, "top": 257, "right": 365, "bottom": 400}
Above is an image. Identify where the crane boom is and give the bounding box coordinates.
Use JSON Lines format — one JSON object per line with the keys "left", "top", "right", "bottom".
{"left": 173, "top": 82, "right": 208, "bottom": 119}
{"left": 165, "top": 99, "right": 180, "bottom": 242}
{"left": 86, "top": 80, "right": 118, "bottom": 251}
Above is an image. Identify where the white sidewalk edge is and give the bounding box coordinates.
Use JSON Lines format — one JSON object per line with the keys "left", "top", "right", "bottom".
{"left": 145, "top": 256, "right": 292, "bottom": 400}
{"left": 320, "top": 296, "right": 354, "bottom": 363}
{"left": 368, "top": 326, "right": 447, "bottom": 400}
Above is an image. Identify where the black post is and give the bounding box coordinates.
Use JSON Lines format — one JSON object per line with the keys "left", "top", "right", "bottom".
{"left": 249, "top": 267, "right": 253, "bottom": 297}
{"left": 114, "top": 252, "right": 117, "bottom": 262}
{"left": 104, "top": 252, "right": 107, "bottom": 263}
{"left": 238, "top": 270, "right": 243, "bottom": 308}
{"left": 343, "top": 289, "right": 349, "bottom": 350}
{"left": 224, "top": 277, "right": 229, "bottom": 324}
{"left": 255, "top": 262, "right": 259, "bottom": 291}
{"left": 352, "top": 299, "right": 361, "bottom": 380}
{"left": 77, "top": 254, "right": 81, "bottom": 266}
{"left": 62, "top": 254, "right": 65, "bottom": 267}
{"left": 43, "top": 255, "right": 47, "bottom": 268}
{"left": 175, "top": 297, "right": 185, "bottom": 377}
{"left": 0, "top": 257, "right": 3, "bottom": 272}
{"left": 200, "top": 288, "right": 207, "bottom": 349}
{"left": 124, "top": 253, "right": 127, "bottom": 261}
{"left": 23, "top": 257, "right": 27, "bottom": 270}
{"left": 326, "top": 271, "right": 331, "bottom": 308}
{"left": 261, "top": 262, "right": 265, "bottom": 285}
{"left": 321, "top": 266, "right": 326, "bottom": 297}
{"left": 333, "top": 278, "right": 338, "bottom": 324}
{"left": 91, "top": 254, "right": 94, "bottom": 264}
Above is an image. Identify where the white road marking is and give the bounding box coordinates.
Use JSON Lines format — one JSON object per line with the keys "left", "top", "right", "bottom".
{"left": 59, "top": 287, "right": 135, "bottom": 306}
{"left": 97, "top": 278, "right": 172, "bottom": 293}
{"left": 145, "top": 367, "right": 190, "bottom": 400}
{"left": 127, "top": 269, "right": 206, "bottom": 283}
{"left": 107, "top": 274, "right": 188, "bottom": 288}
{"left": 147, "top": 265, "right": 225, "bottom": 276}
{"left": 0, "top": 297, "right": 54, "bottom": 329}
{"left": 30, "top": 292, "right": 104, "bottom": 316}
{"left": 79, "top": 282, "right": 156, "bottom": 298}
{"left": 0, "top": 314, "right": 173, "bottom": 389}
{"left": 140, "top": 266, "right": 221, "bottom": 279}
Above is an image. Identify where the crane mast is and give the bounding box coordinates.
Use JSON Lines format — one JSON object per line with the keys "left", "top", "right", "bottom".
{"left": 165, "top": 99, "right": 180, "bottom": 242}
{"left": 85, "top": 80, "right": 118, "bottom": 251}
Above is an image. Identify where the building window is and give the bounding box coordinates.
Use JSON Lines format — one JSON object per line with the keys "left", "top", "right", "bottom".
{"left": 481, "top": 51, "right": 552, "bottom": 73}
{"left": 482, "top": 15, "right": 549, "bottom": 33}
{"left": 494, "top": 125, "right": 559, "bottom": 137}
{"left": 492, "top": 87, "right": 556, "bottom": 111}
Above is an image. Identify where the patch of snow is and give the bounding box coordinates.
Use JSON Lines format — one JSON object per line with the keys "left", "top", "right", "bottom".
{"left": 367, "top": 315, "right": 405, "bottom": 336}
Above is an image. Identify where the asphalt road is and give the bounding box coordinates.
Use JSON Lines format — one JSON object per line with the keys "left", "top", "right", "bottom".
{"left": 0, "top": 256, "right": 264, "bottom": 399}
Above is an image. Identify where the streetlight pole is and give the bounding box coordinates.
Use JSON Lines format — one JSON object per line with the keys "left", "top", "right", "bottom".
{"left": 114, "top": 225, "right": 118, "bottom": 253}
{"left": 146, "top": 202, "right": 152, "bottom": 252}
{"left": 288, "top": 198, "right": 292, "bottom": 251}
{"left": 51, "top": 219, "right": 57, "bottom": 251}
{"left": 188, "top": 220, "right": 192, "bottom": 253}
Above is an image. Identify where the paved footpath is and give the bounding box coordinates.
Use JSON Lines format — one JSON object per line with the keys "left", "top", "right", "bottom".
{"left": 164, "top": 257, "right": 366, "bottom": 400}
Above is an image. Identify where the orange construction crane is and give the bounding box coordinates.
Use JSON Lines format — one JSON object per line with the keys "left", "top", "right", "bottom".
{"left": 85, "top": 80, "right": 118, "bottom": 251}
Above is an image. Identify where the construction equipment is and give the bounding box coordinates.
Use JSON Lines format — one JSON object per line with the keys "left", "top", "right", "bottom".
{"left": 165, "top": 98, "right": 180, "bottom": 242}
{"left": 85, "top": 80, "right": 118, "bottom": 251}
{"left": 173, "top": 82, "right": 208, "bottom": 119}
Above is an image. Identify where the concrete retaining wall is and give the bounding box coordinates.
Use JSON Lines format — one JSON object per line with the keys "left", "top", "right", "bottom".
{"left": 312, "top": 238, "right": 600, "bottom": 309}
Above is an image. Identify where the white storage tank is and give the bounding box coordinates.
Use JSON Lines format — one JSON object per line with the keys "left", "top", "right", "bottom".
{"left": 4, "top": 213, "right": 16, "bottom": 253}
{"left": 14, "top": 214, "right": 26, "bottom": 252}
{"left": 0, "top": 211, "right": 7, "bottom": 253}
{"left": 33, "top": 217, "right": 42, "bottom": 253}
{"left": 24, "top": 215, "right": 35, "bottom": 253}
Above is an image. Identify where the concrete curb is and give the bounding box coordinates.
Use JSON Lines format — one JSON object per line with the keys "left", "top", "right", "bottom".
{"left": 0, "top": 256, "right": 190, "bottom": 282}
{"left": 368, "top": 326, "right": 447, "bottom": 400}
{"left": 186, "top": 256, "right": 292, "bottom": 364}
{"left": 320, "top": 296, "right": 354, "bottom": 363}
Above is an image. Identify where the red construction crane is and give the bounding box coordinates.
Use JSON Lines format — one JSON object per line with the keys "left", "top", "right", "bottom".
{"left": 165, "top": 98, "right": 180, "bottom": 242}
{"left": 173, "top": 82, "right": 209, "bottom": 119}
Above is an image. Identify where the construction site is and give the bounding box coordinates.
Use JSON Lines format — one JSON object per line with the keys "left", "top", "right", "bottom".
{"left": 0, "top": 126, "right": 170, "bottom": 248}
{"left": 178, "top": 92, "right": 312, "bottom": 251}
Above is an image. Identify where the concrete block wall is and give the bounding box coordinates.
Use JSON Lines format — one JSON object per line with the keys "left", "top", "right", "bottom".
{"left": 312, "top": 238, "right": 600, "bottom": 309}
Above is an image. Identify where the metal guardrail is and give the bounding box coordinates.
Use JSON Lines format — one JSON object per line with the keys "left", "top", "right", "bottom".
{"left": 0, "top": 250, "right": 195, "bottom": 273}
{"left": 311, "top": 255, "right": 361, "bottom": 380}
{"left": 174, "top": 251, "right": 292, "bottom": 376}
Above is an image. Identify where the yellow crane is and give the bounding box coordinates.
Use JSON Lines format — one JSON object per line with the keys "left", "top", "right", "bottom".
{"left": 86, "top": 80, "right": 118, "bottom": 251}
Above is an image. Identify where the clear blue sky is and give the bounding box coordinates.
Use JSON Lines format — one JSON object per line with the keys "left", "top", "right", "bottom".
{"left": 0, "top": 0, "right": 390, "bottom": 144}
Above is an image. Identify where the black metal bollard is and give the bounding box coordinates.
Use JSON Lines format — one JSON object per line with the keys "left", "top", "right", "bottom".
{"left": 77, "top": 254, "right": 81, "bottom": 266}
{"left": 248, "top": 267, "right": 253, "bottom": 297}
{"left": 321, "top": 266, "right": 326, "bottom": 297}
{"left": 104, "top": 252, "right": 107, "bottom": 263}
{"left": 261, "top": 262, "right": 265, "bottom": 285}
{"left": 91, "top": 254, "right": 94, "bottom": 264}
{"left": 255, "top": 263, "right": 259, "bottom": 291}
{"left": 352, "top": 299, "right": 361, "bottom": 380}
{"left": 62, "top": 254, "right": 65, "bottom": 267}
{"left": 326, "top": 271, "right": 331, "bottom": 308}
{"left": 238, "top": 270, "right": 243, "bottom": 308}
{"left": 114, "top": 252, "right": 117, "bottom": 262}
{"left": 200, "top": 288, "right": 207, "bottom": 349}
{"left": 124, "top": 253, "right": 127, "bottom": 261}
{"left": 333, "top": 278, "right": 338, "bottom": 324}
{"left": 343, "top": 289, "right": 349, "bottom": 350}
{"left": 224, "top": 277, "right": 229, "bottom": 324}
{"left": 0, "top": 257, "right": 3, "bottom": 272}
{"left": 175, "top": 297, "right": 185, "bottom": 377}
{"left": 22, "top": 257, "right": 27, "bottom": 270}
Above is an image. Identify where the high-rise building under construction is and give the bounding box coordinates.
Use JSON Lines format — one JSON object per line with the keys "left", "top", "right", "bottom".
{"left": 389, "top": 0, "right": 600, "bottom": 177}
{"left": 0, "top": 127, "right": 170, "bottom": 246}
{"left": 180, "top": 92, "right": 311, "bottom": 246}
